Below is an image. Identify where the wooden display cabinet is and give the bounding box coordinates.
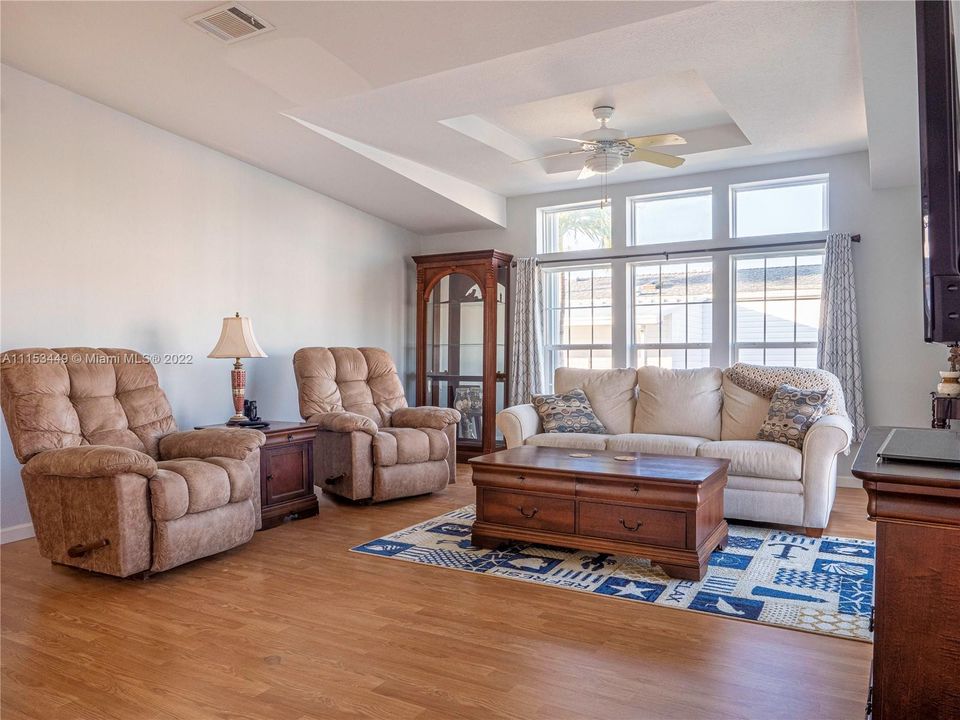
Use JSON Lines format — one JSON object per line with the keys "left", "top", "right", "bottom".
{"left": 413, "top": 249, "right": 513, "bottom": 458}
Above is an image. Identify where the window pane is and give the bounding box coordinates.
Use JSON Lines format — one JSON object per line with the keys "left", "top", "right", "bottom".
{"left": 765, "top": 347, "right": 796, "bottom": 366}
{"left": 661, "top": 305, "right": 687, "bottom": 343}
{"left": 631, "top": 189, "right": 712, "bottom": 246}
{"left": 736, "top": 300, "right": 765, "bottom": 342}
{"left": 688, "top": 303, "right": 713, "bottom": 343}
{"left": 733, "top": 176, "right": 828, "bottom": 238}
{"left": 686, "top": 348, "right": 711, "bottom": 368}
{"left": 735, "top": 258, "right": 765, "bottom": 301}
{"left": 765, "top": 256, "right": 796, "bottom": 299}
{"left": 635, "top": 306, "right": 660, "bottom": 344}
{"left": 796, "top": 299, "right": 820, "bottom": 342}
{"left": 540, "top": 203, "right": 612, "bottom": 253}
{"left": 637, "top": 348, "right": 660, "bottom": 367}
{"left": 765, "top": 300, "right": 796, "bottom": 342}
{"left": 738, "top": 347, "right": 765, "bottom": 364}
{"left": 796, "top": 347, "right": 818, "bottom": 368}
{"left": 660, "top": 349, "right": 687, "bottom": 369}
{"left": 687, "top": 262, "right": 713, "bottom": 303}
{"left": 591, "top": 349, "right": 613, "bottom": 369}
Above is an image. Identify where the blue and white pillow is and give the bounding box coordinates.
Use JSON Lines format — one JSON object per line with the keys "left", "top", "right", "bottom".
{"left": 532, "top": 388, "right": 606, "bottom": 434}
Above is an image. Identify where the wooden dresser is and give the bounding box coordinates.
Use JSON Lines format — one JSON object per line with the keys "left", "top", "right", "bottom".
{"left": 851, "top": 427, "right": 960, "bottom": 720}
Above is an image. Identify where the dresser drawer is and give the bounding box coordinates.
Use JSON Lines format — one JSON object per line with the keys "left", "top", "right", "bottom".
{"left": 480, "top": 489, "right": 575, "bottom": 533}
{"left": 472, "top": 469, "right": 574, "bottom": 496}
{"left": 578, "top": 501, "right": 686, "bottom": 548}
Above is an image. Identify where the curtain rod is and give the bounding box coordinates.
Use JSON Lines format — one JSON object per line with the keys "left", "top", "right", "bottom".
{"left": 524, "top": 234, "right": 860, "bottom": 266}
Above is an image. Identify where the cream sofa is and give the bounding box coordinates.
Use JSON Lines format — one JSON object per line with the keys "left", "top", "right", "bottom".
{"left": 496, "top": 364, "right": 853, "bottom": 536}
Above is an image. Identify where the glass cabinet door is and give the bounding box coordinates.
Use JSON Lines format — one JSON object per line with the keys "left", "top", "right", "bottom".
{"left": 425, "top": 273, "right": 485, "bottom": 448}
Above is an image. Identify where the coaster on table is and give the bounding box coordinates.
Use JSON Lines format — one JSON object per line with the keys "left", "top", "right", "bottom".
{"left": 568, "top": 452, "right": 592, "bottom": 458}
{"left": 614, "top": 455, "right": 637, "bottom": 461}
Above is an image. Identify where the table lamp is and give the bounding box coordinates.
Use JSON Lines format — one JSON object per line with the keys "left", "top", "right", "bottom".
{"left": 208, "top": 312, "right": 267, "bottom": 424}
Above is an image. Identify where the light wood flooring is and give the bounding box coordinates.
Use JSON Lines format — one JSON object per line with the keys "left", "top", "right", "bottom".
{"left": 1, "top": 466, "right": 874, "bottom": 720}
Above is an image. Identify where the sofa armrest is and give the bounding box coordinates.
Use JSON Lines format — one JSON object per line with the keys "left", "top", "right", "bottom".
{"left": 23, "top": 446, "right": 157, "bottom": 479}
{"left": 801, "top": 414, "right": 853, "bottom": 528}
{"left": 391, "top": 406, "right": 461, "bottom": 430}
{"left": 307, "top": 411, "right": 378, "bottom": 437}
{"left": 159, "top": 428, "right": 266, "bottom": 461}
{"left": 496, "top": 404, "right": 542, "bottom": 449}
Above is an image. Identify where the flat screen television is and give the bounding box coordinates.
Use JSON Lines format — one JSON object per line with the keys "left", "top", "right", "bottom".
{"left": 917, "top": 0, "right": 960, "bottom": 343}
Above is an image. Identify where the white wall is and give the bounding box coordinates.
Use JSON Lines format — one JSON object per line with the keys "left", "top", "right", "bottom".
{"left": 420, "top": 152, "right": 946, "bottom": 473}
{"left": 0, "top": 65, "right": 419, "bottom": 534}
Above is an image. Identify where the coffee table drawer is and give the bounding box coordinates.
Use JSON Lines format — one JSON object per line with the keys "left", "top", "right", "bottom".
{"left": 481, "top": 489, "right": 575, "bottom": 533}
{"left": 472, "top": 469, "right": 574, "bottom": 496}
{"left": 578, "top": 501, "right": 686, "bottom": 548}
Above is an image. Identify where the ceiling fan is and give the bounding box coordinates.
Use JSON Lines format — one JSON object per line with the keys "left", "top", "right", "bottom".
{"left": 518, "top": 106, "right": 687, "bottom": 179}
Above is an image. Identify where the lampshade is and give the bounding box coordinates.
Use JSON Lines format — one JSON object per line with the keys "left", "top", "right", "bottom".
{"left": 208, "top": 313, "right": 267, "bottom": 359}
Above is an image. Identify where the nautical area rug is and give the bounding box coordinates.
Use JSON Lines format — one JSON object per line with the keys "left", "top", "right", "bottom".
{"left": 351, "top": 505, "right": 874, "bottom": 642}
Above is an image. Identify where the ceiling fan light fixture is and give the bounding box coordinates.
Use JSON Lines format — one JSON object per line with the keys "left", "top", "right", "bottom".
{"left": 584, "top": 151, "right": 622, "bottom": 175}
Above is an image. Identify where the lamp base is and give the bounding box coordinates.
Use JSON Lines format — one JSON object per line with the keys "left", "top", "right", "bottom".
{"left": 226, "top": 414, "right": 248, "bottom": 425}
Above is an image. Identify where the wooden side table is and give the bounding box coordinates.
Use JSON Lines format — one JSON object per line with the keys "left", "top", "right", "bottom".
{"left": 195, "top": 421, "right": 319, "bottom": 529}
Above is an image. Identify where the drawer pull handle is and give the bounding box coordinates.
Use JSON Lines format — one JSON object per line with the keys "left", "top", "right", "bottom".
{"left": 517, "top": 475, "right": 525, "bottom": 483}
{"left": 517, "top": 505, "right": 539, "bottom": 519}
{"left": 619, "top": 518, "right": 643, "bottom": 532}
{"left": 266, "top": 474, "right": 273, "bottom": 481}
{"left": 287, "top": 433, "right": 294, "bottom": 441}
{"left": 632, "top": 484, "right": 640, "bottom": 494}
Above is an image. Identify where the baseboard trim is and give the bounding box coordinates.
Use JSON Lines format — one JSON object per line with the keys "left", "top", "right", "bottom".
{"left": 836, "top": 474, "right": 860, "bottom": 489}
{"left": 1, "top": 522, "right": 35, "bottom": 544}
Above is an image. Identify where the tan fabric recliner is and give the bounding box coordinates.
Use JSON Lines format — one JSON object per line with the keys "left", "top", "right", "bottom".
{"left": 0, "top": 348, "right": 266, "bottom": 577}
{"left": 293, "top": 347, "right": 460, "bottom": 502}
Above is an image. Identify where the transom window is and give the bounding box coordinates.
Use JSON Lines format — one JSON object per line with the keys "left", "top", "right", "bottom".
{"left": 538, "top": 201, "right": 612, "bottom": 254}
{"left": 629, "top": 188, "right": 713, "bottom": 246}
{"left": 543, "top": 265, "right": 613, "bottom": 379}
{"left": 732, "top": 252, "right": 824, "bottom": 368}
{"left": 730, "top": 175, "right": 828, "bottom": 238}
{"left": 631, "top": 260, "right": 713, "bottom": 369}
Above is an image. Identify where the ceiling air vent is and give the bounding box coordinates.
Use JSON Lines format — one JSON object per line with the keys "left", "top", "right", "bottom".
{"left": 187, "top": 3, "right": 274, "bottom": 44}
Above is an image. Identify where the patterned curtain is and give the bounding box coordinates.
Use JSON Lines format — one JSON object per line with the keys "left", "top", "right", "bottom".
{"left": 818, "top": 233, "right": 866, "bottom": 441}
{"left": 508, "top": 258, "right": 546, "bottom": 405}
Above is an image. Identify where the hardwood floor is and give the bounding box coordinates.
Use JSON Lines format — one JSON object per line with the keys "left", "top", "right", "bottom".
{"left": 1, "top": 467, "right": 874, "bottom": 720}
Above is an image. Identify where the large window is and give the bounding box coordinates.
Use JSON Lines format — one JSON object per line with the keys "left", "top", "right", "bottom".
{"left": 631, "top": 260, "right": 713, "bottom": 369}
{"left": 544, "top": 265, "right": 613, "bottom": 377}
{"left": 730, "top": 175, "right": 828, "bottom": 238}
{"left": 629, "top": 188, "right": 712, "bottom": 246}
{"left": 538, "top": 201, "right": 612, "bottom": 254}
{"left": 732, "top": 252, "right": 824, "bottom": 368}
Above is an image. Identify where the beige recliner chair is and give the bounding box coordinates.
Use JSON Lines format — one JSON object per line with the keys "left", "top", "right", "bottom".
{"left": 0, "top": 347, "right": 266, "bottom": 577}
{"left": 293, "top": 347, "right": 460, "bottom": 502}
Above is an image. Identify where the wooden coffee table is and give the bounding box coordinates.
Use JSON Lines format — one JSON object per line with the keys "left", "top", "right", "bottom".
{"left": 469, "top": 445, "right": 729, "bottom": 580}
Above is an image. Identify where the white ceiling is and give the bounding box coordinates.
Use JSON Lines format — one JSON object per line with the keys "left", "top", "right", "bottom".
{"left": 1, "top": 1, "right": 916, "bottom": 235}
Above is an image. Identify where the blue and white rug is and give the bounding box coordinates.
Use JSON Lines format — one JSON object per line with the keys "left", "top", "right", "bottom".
{"left": 351, "top": 505, "right": 874, "bottom": 641}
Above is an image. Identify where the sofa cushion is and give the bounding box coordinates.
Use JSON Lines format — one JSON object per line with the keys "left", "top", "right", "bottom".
{"left": 525, "top": 432, "right": 608, "bottom": 450}
{"left": 634, "top": 366, "right": 722, "bottom": 440}
{"left": 720, "top": 374, "right": 772, "bottom": 440}
{"left": 532, "top": 389, "right": 606, "bottom": 434}
{"left": 554, "top": 367, "right": 636, "bottom": 435}
{"left": 697, "top": 440, "right": 802, "bottom": 481}
{"left": 726, "top": 474, "right": 804, "bottom": 495}
{"left": 373, "top": 428, "right": 448, "bottom": 466}
{"left": 758, "top": 384, "right": 831, "bottom": 449}
{"left": 606, "top": 433, "right": 709, "bottom": 457}
{"left": 155, "top": 459, "right": 231, "bottom": 515}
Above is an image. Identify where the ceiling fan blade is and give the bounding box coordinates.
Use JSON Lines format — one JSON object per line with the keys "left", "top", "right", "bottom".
{"left": 627, "top": 133, "right": 687, "bottom": 148}
{"left": 554, "top": 137, "right": 593, "bottom": 145}
{"left": 512, "top": 149, "right": 590, "bottom": 164}
{"left": 578, "top": 166, "right": 596, "bottom": 180}
{"left": 628, "top": 148, "right": 685, "bottom": 168}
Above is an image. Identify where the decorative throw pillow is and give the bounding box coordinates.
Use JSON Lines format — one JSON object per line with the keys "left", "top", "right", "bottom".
{"left": 757, "top": 384, "right": 831, "bottom": 449}
{"left": 532, "top": 388, "right": 607, "bottom": 434}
